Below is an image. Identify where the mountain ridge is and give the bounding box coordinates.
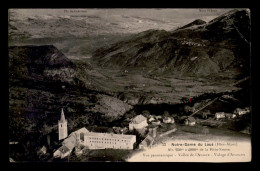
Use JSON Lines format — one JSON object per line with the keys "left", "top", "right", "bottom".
{"left": 93, "top": 9, "right": 250, "bottom": 78}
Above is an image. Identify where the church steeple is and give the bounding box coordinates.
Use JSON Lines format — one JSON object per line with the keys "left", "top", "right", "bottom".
{"left": 60, "top": 108, "right": 66, "bottom": 123}
{"left": 58, "top": 108, "right": 68, "bottom": 141}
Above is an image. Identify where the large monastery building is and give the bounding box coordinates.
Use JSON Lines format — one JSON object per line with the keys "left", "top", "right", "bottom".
{"left": 81, "top": 132, "right": 136, "bottom": 150}
{"left": 54, "top": 109, "right": 136, "bottom": 158}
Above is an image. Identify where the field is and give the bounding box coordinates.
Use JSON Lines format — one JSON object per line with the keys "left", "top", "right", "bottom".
{"left": 87, "top": 63, "right": 242, "bottom": 105}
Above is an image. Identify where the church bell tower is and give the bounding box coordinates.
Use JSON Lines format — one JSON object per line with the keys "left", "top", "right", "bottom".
{"left": 58, "top": 108, "right": 68, "bottom": 141}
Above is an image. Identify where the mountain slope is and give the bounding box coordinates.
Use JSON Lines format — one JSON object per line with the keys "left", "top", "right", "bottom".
{"left": 93, "top": 9, "right": 250, "bottom": 78}
{"left": 178, "top": 19, "right": 206, "bottom": 30}
{"left": 9, "top": 45, "right": 133, "bottom": 142}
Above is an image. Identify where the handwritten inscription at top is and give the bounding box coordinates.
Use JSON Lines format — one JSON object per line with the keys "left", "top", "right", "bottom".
{"left": 64, "top": 9, "right": 88, "bottom": 13}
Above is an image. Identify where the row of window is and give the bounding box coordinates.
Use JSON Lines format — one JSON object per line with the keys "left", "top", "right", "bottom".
{"left": 90, "top": 141, "right": 117, "bottom": 144}
{"left": 88, "top": 137, "right": 128, "bottom": 142}
{"left": 89, "top": 141, "right": 129, "bottom": 146}
{"left": 89, "top": 144, "right": 130, "bottom": 149}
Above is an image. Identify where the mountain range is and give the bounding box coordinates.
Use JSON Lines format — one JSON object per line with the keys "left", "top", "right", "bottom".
{"left": 93, "top": 9, "right": 250, "bottom": 78}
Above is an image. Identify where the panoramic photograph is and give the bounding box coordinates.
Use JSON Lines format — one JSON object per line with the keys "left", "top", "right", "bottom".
{"left": 8, "top": 8, "right": 251, "bottom": 162}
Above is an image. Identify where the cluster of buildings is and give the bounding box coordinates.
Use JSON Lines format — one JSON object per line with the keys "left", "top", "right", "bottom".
{"left": 215, "top": 107, "right": 250, "bottom": 119}
{"left": 53, "top": 109, "right": 179, "bottom": 158}
{"left": 147, "top": 115, "right": 175, "bottom": 125}
{"left": 184, "top": 117, "right": 196, "bottom": 126}
{"left": 52, "top": 106, "right": 251, "bottom": 159}
{"left": 180, "top": 40, "right": 205, "bottom": 47}
{"left": 129, "top": 114, "right": 176, "bottom": 150}
{"left": 54, "top": 109, "right": 137, "bottom": 159}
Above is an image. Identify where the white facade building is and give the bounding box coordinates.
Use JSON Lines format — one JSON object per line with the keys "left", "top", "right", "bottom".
{"left": 54, "top": 127, "right": 136, "bottom": 158}
{"left": 215, "top": 112, "right": 225, "bottom": 119}
{"left": 129, "top": 115, "right": 148, "bottom": 131}
{"left": 163, "top": 117, "right": 175, "bottom": 124}
{"left": 234, "top": 108, "right": 249, "bottom": 116}
{"left": 53, "top": 145, "right": 72, "bottom": 159}
{"left": 184, "top": 117, "right": 196, "bottom": 126}
{"left": 82, "top": 132, "right": 136, "bottom": 150}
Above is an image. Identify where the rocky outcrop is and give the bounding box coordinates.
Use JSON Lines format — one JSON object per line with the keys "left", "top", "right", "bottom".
{"left": 91, "top": 95, "right": 133, "bottom": 121}
{"left": 178, "top": 19, "right": 206, "bottom": 30}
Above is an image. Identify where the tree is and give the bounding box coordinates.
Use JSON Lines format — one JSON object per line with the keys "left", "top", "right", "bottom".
{"left": 142, "top": 110, "right": 150, "bottom": 117}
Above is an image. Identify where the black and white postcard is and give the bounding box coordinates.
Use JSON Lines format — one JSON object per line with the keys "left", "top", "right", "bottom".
{"left": 8, "top": 8, "right": 251, "bottom": 162}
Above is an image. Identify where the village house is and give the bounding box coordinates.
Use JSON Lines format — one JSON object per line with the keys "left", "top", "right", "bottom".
{"left": 113, "top": 127, "right": 122, "bottom": 134}
{"left": 163, "top": 117, "right": 175, "bottom": 124}
{"left": 148, "top": 126, "right": 158, "bottom": 138}
{"left": 215, "top": 112, "right": 226, "bottom": 119}
{"left": 38, "top": 146, "right": 47, "bottom": 155}
{"left": 138, "top": 135, "right": 154, "bottom": 150}
{"left": 234, "top": 108, "right": 250, "bottom": 116}
{"left": 129, "top": 115, "right": 148, "bottom": 131}
{"left": 148, "top": 117, "right": 155, "bottom": 122}
{"left": 54, "top": 130, "right": 79, "bottom": 158}
{"left": 75, "top": 146, "right": 84, "bottom": 156}
{"left": 225, "top": 113, "right": 236, "bottom": 119}
{"left": 151, "top": 120, "right": 161, "bottom": 126}
{"left": 53, "top": 145, "right": 72, "bottom": 159}
{"left": 155, "top": 116, "right": 162, "bottom": 120}
{"left": 112, "top": 127, "right": 128, "bottom": 134}
{"left": 184, "top": 117, "right": 196, "bottom": 126}
{"left": 120, "top": 127, "right": 128, "bottom": 134}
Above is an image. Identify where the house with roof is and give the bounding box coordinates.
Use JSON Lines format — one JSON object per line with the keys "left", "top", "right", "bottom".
{"left": 53, "top": 145, "right": 72, "bottom": 159}
{"left": 148, "top": 117, "right": 155, "bottom": 122}
{"left": 53, "top": 131, "right": 79, "bottom": 159}
{"left": 225, "top": 113, "right": 236, "bottom": 119}
{"left": 215, "top": 112, "right": 225, "bottom": 119}
{"left": 163, "top": 117, "right": 175, "bottom": 124}
{"left": 72, "top": 127, "right": 89, "bottom": 144}
{"left": 184, "top": 117, "right": 196, "bottom": 126}
{"left": 129, "top": 115, "right": 148, "bottom": 131}
{"left": 139, "top": 135, "right": 154, "bottom": 150}
{"left": 148, "top": 125, "right": 158, "bottom": 138}
{"left": 38, "top": 146, "right": 47, "bottom": 155}
{"left": 151, "top": 120, "right": 161, "bottom": 126}
{"left": 234, "top": 108, "right": 249, "bottom": 116}
{"left": 155, "top": 116, "right": 162, "bottom": 120}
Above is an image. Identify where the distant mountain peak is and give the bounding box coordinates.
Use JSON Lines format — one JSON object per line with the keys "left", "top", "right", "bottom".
{"left": 178, "top": 19, "right": 206, "bottom": 30}
{"left": 207, "top": 9, "right": 250, "bottom": 24}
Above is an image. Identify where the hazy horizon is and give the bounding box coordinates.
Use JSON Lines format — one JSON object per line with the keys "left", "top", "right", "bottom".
{"left": 9, "top": 8, "right": 236, "bottom": 33}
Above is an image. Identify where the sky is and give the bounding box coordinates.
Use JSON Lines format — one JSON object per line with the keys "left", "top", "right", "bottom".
{"left": 9, "top": 8, "right": 234, "bottom": 32}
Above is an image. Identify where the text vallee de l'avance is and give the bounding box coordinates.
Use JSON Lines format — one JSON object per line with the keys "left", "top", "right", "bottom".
{"left": 170, "top": 142, "right": 238, "bottom": 147}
